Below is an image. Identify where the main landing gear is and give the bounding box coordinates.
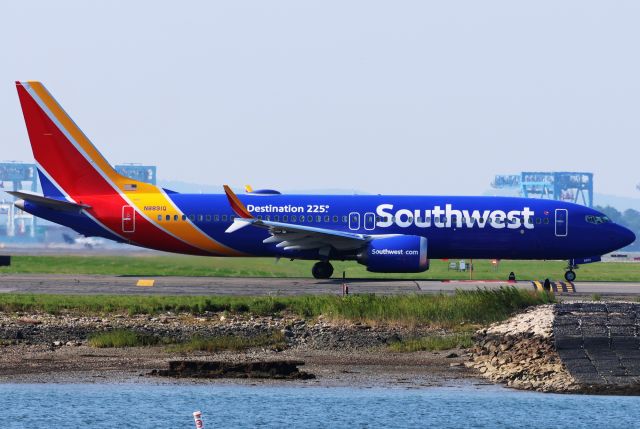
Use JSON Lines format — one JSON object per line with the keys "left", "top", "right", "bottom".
{"left": 312, "top": 261, "right": 334, "bottom": 279}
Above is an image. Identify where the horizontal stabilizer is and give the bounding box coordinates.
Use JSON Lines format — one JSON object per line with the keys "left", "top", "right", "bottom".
{"left": 7, "top": 190, "right": 91, "bottom": 212}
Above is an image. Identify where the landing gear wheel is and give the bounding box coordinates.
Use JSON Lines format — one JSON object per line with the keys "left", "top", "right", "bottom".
{"left": 312, "top": 261, "right": 334, "bottom": 279}
{"left": 564, "top": 270, "right": 576, "bottom": 282}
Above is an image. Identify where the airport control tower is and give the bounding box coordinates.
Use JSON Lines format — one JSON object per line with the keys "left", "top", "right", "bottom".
{"left": 492, "top": 172, "right": 594, "bottom": 207}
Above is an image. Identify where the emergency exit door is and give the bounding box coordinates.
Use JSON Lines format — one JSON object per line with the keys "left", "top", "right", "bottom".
{"left": 122, "top": 205, "right": 136, "bottom": 233}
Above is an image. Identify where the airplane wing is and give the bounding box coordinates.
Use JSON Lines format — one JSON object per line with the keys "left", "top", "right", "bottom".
{"left": 223, "top": 185, "right": 369, "bottom": 252}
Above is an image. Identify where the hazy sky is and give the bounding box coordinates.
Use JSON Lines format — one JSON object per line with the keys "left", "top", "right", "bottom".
{"left": 1, "top": 1, "right": 639, "bottom": 197}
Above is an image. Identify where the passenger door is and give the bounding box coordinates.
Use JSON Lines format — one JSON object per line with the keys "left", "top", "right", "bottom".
{"left": 555, "top": 209, "right": 568, "bottom": 237}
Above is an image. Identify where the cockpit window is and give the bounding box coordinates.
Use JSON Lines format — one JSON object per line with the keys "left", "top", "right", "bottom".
{"left": 585, "top": 215, "right": 612, "bottom": 224}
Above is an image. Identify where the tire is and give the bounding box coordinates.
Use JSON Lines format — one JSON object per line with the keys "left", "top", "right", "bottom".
{"left": 564, "top": 270, "right": 576, "bottom": 282}
{"left": 312, "top": 261, "right": 334, "bottom": 279}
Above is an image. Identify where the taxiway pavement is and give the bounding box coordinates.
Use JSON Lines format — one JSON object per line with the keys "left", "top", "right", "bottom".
{"left": 1, "top": 274, "right": 640, "bottom": 297}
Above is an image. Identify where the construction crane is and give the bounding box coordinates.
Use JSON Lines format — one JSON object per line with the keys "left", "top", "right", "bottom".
{"left": 492, "top": 172, "right": 594, "bottom": 207}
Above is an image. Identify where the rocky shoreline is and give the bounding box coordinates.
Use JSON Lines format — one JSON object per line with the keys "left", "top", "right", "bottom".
{"left": 0, "top": 311, "right": 474, "bottom": 387}
{"left": 469, "top": 303, "right": 640, "bottom": 395}
{"left": 5, "top": 303, "right": 639, "bottom": 394}
{"left": 0, "top": 311, "right": 445, "bottom": 350}
{"left": 468, "top": 305, "right": 578, "bottom": 392}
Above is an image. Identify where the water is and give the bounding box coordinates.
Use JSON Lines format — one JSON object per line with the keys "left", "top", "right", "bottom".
{"left": 1, "top": 383, "right": 640, "bottom": 428}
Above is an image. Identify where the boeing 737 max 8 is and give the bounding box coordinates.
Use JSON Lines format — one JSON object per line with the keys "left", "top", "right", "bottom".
{"left": 9, "top": 81, "right": 636, "bottom": 281}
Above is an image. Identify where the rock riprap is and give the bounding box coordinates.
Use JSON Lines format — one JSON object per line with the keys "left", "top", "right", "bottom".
{"left": 471, "top": 302, "right": 640, "bottom": 394}
{"left": 469, "top": 305, "right": 578, "bottom": 392}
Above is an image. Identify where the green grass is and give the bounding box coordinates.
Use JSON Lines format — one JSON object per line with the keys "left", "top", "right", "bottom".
{"left": 1, "top": 255, "right": 638, "bottom": 281}
{"left": 0, "top": 287, "right": 553, "bottom": 326}
{"left": 88, "top": 329, "right": 161, "bottom": 348}
{"left": 389, "top": 333, "right": 474, "bottom": 352}
{"left": 169, "top": 331, "right": 286, "bottom": 353}
{"left": 293, "top": 288, "right": 555, "bottom": 326}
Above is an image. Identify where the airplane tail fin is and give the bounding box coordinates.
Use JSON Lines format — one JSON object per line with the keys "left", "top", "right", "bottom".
{"left": 15, "top": 81, "right": 135, "bottom": 200}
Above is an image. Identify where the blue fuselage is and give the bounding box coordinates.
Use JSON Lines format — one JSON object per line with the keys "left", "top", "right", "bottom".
{"left": 25, "top": 193, "right": 636, "bottom": 262}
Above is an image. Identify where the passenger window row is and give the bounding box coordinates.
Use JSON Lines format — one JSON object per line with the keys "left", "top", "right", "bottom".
{"left": 157, "top": 214, "right": 232, "bottom": 222}
{"left": 157, "top": 214, "right": 350, "bottom": 224}
{"left": 155, "top": 213, "right": 551, "bottom": 226}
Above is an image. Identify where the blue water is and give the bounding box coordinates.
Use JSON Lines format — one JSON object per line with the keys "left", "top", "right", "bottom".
{"left": 1, "top": 383, "right": 640, "bottom": 428}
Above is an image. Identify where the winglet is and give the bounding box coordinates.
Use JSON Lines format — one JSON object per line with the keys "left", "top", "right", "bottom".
{"left": 223, "top": 185, "right": 253, "bottom": 219}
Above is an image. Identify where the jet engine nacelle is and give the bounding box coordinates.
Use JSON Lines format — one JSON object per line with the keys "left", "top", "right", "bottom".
{"left": 357, "top": 235, "right": 429, "bottom": 273}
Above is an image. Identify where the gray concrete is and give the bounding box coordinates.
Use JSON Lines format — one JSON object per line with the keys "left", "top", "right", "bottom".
{"left": 564, "top": 282, "right": 640, "bottom": 296}
{"left": 555, "top": 303, "right": 640, "bottom": 392}
{"left": 2, "top": 274, "right": 640, "bottom": 296}
{"left": 0, "top": 274, "right": 454, "bottom": 296}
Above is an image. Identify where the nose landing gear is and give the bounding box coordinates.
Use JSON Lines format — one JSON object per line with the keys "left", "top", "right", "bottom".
{"left": 312, "top": 261, "right": 334, "bottom": 279}
{"left": 564, "top": 261, "right": 578, "bottom": 282}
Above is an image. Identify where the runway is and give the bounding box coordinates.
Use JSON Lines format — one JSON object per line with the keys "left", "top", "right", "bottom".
{"left": 2, "top": 274, "right": 640, "bottom": 297}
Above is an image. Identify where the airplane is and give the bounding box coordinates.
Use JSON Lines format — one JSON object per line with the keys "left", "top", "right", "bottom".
{"left": 8, "top": 81, "right": 636, "bottom": 281}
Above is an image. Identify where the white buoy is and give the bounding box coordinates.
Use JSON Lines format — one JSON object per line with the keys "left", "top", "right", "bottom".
{"left": 193, "top": 411, "right": 204, "bottom": 429}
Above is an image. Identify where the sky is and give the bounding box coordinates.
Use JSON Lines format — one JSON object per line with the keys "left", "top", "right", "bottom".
{"left": 1, "top": 1, "right": 639, "bottom": 198}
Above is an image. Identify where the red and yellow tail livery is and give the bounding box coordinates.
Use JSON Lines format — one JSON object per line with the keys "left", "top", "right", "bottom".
{"left": 15, "top": 81, "right": 240, "bottom": 256}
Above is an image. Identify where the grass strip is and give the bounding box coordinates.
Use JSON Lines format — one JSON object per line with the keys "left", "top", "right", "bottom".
{"left": 2, "top": 255, "right": 639, "bottom": 281}
{"left": 88, "top": 329, "right": 162, "bottom": 348}
{"left": 0, "top": 288, "right": 553, "bottom": 326}
{"left": 168, "top": 331, "right": 286, "bottom": 353}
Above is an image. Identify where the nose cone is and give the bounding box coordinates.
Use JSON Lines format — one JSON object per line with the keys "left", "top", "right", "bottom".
{"left": 614, "top": 224, "right": 636, "bottom": 250}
